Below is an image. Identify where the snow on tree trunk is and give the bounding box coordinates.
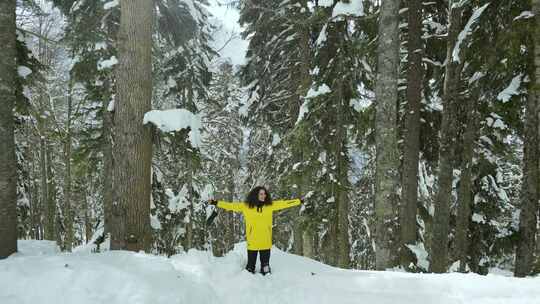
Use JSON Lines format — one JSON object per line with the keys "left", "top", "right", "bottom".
{"left": 0, "top": 0, "right": 18, "bottom": 259}
{"left": 374, "top": 0, "right": 401, "bottom": 270}
{"left": 111, "top": 0, "right": 154, "bottom": 252}
{"left": 400, "top": 0, "right": 424, "bottom": 269}
{"left": 431, "top": 0, "right": 464, "bottom": 273}
{"left": 515, "top": 0, "right": 540, "bottom": 277}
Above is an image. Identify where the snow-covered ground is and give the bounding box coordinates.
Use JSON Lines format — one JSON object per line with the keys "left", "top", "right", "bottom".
{"left": 1, "top": 241, "right": 539, "bottom": 304}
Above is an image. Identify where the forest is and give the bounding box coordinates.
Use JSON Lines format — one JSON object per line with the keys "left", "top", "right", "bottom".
{"left": 0, "top": 0, "right": 539, "bottom": 284}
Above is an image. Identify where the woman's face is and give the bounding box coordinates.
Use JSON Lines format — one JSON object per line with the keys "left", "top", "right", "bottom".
{"left": 258, "top": 189, "right": 267, "bottom": 202}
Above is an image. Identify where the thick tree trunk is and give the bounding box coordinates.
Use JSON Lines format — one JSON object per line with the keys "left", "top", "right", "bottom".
{"left": 111, "top": 0, "right": 154, "bottom": 252}
{"left": 335, "top": 79, "right": 350, "bottom": 268}
{"left": 431, "top": 0, "right": 463, "bottom": 273}
{"left": 374, "top": 0, "right": 401, "bottom": 270}
{"left": 302, "top": 225, "right": 315, "bottom": 259}
{"left": 292, "top": 20, "right": 312, "bottom": 256}
{"left": 0, "top": 0, "right": 18, "bottom": 259}
{"left": 400, "top": 0, "right": 424, "bottom": 269}
{"left": 515, "top": 0, "right": 540, "bottom": 274}
{"left": 455, "top": 97, "right": 478, "bottom": 272}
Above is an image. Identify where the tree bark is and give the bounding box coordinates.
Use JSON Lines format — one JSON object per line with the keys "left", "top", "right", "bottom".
{"left": 431, "top": 0, "right": 463, "bottom": 273}
{"left": 374, "top": 0, "right": 401, "bottom": 270}
{"left": 515, "top": 0, "right": 540, "bottom": 275}
{"left": 400, "top": 0, "right": 424, "bottom": 269}
{"left": 111, "top": 0, "right": 154, "bottom": 252}
{"left": 63, "top": 73, "right": 74, "bottom": 252}
{"left": 102, "top": 81, "right": 114, "bottom": 237}
{"left": 455, "top": 97, "right": 478, "bottom": 272}
{"left": 0, "top": 0, "right": 18, "bottom": 259}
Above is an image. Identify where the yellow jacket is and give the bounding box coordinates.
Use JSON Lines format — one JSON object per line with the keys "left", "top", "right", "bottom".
{"left": 216, "top": 199, "right": 301, "bottom": 250}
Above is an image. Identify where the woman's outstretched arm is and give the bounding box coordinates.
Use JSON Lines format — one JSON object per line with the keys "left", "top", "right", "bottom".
{"left": 209, "top": 199, "right": 245, "bottom": 212}
{"left": 271, "top": 198, "right": 302, "bottom": 211}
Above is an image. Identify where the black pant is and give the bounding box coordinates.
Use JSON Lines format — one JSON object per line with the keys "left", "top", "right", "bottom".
{"left": 246, "top": 249, "right": 271, "bottom": 274}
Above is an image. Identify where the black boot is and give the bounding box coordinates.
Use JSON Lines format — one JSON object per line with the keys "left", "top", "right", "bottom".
{"left": 261, "top": 264, "right": 271, "bottom": 275}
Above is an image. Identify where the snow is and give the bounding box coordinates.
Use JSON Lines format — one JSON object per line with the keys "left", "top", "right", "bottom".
{"left": 2, "top": 240, "right": 540, "bottom": 304}
{"left": 514, "top": 11, "right": 534, "bottom": 21}
{"left": 295, "top": 83, "right": 332, "bottom": 125}
{"left": 405, "top": 243, "right": 429, "bottom": 270}
{"left": 316, "top": 24, "right": 327, "bottom": 46}
{"left": 306, "top": 84, "right": 332, "bottom": 99}
{"left": 94, "top": 42, "right": 107, "bottom": 50}
{"left": 11, "top": 240, "right": 60, "bottom": 257}
{"left": 166, "top": 186, "right": 191, "bottom": 213}
{"left": 103, "top": 0, "right": 119, "bottom": 10}
{"left": 497, "top": 74, "right": 522, "bottom": 102}
{"left": 318, "top": 0, "right": 334, "bottom": 7}
{"left": 472, "top": 213, "right": 487, "bottom": 224}
{"left": 296, "top": 99, "right": 310, "bottom": 125}
{"left": 143, "top": 109, "right": 203, "bottom": 148}
{"left": 97, "top": 56, "right": 118, "bottom": 71}
{"left": 107, "top": 99, "right": 115, "bottom": 112}
{"left": 17, "top": 66, "right": 32, "bottom": 79}
{"left": 452, "top": 3, "right": 490, "bottom": 63}
{"left": 486, "top": 116, "right": 507, "bottom": 130}
{"left": 332, "top": 0, "right": 364, "bottom": 18}
{"left": 272, "top": 133, "right": 281, "bottom": 146}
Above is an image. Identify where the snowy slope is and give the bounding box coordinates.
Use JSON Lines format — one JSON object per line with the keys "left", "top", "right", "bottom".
{"left": 1, "top": 241, "right": 539, "bottom": 304}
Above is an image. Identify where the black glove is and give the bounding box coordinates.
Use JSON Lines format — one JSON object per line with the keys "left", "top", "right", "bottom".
{"left": 208, "top": 199, "right": 218, "bottom": 206}
{"left": 300, "top": 197, "right": 305, "bottom": 204}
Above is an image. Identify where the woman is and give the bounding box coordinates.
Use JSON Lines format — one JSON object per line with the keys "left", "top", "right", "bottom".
{"left": 209, "top": 186, "right": 303, "bottom": 275}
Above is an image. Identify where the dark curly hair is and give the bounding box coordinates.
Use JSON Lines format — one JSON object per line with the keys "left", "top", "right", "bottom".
{"left": 245, "top": 186, "right": 273, "bottom": 209}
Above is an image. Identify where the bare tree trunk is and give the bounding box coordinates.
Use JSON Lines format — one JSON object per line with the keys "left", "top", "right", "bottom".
{"left": 39, "top": 131, "right": 55, "bottom": 240}
{"left": 374, "top": 0, "right": 401, "bottom": 270}
{"left": 102, "top": 82, "right": 114, "bottom": 236}
{"left": 515, "top": 0, "right": 540, "bottom": 275}
{"left": 0, "top": 0, "right": 18, "bottom": 259}
{"left": 46, "top": 141, "right": 61, "bottom": 247}
{"left": 83, "top": 187, "right": 93, "bottom": 243}
{"left": 111, "top": 0, "right": 154, "bottom": 252}
{"left": 431, "top": 0, "right": 463, "bottom": 273}
{"left": 63, "top": 73, "right": 74, "bottom": 252}
{"left": 455, "top": 97, "right": 478, "bottom": 272}
{"left": 400, "top": 0, "right": 423, "bottom": 269}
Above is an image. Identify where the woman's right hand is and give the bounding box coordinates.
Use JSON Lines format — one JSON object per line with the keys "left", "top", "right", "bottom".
{"left": 208, "top": 199, "right": 218, "bottom": 206}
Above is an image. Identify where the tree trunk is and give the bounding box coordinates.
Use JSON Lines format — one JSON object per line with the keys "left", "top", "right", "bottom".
{"left": 455, "top": 97, "right": 478, "bottom": 272}
{"left": 400, "top": 0, "right": 423, "bottom": 269}
{"left": 46, "top": 142, "right": 61, "bottom": 247}
{"left": 0, "top": 0, "right": 18, "bottom": 259}
{"left": 515, "top": 0, "right": 540, "bottom": 275}
{"left": 39, "top": 131, "right": 55, "bottom": 240}
{"left": 83, "top": 188, "right": 93, "bottom": 243}
{"left": 111, "top": 0, "right": 154, "bottom": 252}
{"left": 335, "top": 76, "right": 350, "bottom": 268}
{"left": 63, "top": 73, "right": 74, "bottom": 252}
{"left": 374, "top": 0, "right": 401, "bottom": 270}
{"left": 302, "top": 225, "right": 315, "bottom": 259}
{"left": 431, "top": 0, "right": 463, "bottom": 273}
{"left": 102, "top": 81, "right": 114, "bottom": 237}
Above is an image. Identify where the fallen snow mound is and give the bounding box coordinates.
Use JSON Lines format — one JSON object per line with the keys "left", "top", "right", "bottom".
{"left": 1, "top": 241, "right": 539, "bottom": 304}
